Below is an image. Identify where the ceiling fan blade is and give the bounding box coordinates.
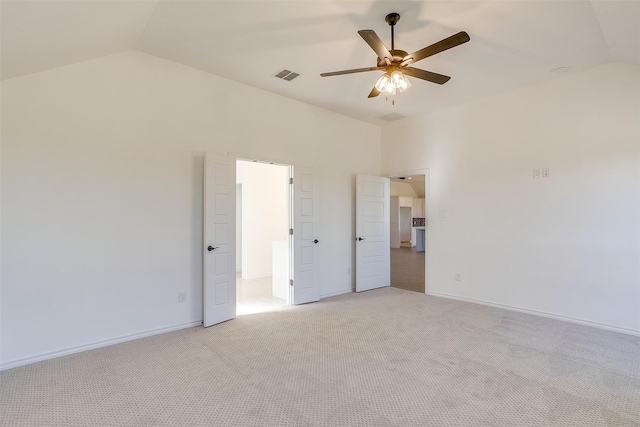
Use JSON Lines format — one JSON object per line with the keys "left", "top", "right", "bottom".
{"left": 358, "top": 30, "right": 393, "bottom": 61}
{"left": 368, "top": 86, "right": 380, "bottom": 98}
{"left": 402, "top": 31, "right": 470, "bottom": 66}
{"left": 403, "top": 67, "right": 451, "bottom": 85}
{"left": 320, "top": 67, "right": 385, "bottom": 77}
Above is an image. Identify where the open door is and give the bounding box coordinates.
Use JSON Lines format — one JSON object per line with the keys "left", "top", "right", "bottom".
{"left": 203, "top": 153, "right": 236, "bottom": 327}
{"left": 292, "top": 166, "right": 320, "bottom": 304}
{"left": 355, "top": 174, "right": 390, "bottom": 292}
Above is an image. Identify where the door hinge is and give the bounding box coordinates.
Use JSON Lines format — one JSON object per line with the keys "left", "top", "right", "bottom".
{"left": 289, "top": 177, "right": 293, "bottom": 184}
{"left": 289, "top": 279, "right": 294, "bottom": 287}
{"left": 289, "top": 228, "right": 293, "bottom": 235}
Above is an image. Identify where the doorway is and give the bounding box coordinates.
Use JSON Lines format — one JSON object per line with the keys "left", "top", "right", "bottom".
{"left": 203, "top": 153, "right": 320, "bottom": 327}
{"left": 389, "top": 174, "right": 427, "bottom": 293}
{"left": 235, "top": 159, "right": 291, "bottom": 315}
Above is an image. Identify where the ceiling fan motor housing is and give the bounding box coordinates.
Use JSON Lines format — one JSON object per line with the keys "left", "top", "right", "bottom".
{"left": 377, "top": 50, "right": 409, "bottom": 67}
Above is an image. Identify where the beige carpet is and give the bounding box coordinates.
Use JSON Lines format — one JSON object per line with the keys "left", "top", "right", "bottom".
{"left": 2, "top": 287, "right": 639, "bottom": 426}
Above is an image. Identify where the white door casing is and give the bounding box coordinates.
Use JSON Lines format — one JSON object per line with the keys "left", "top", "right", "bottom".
{"left": 293, "top": 166, "right": 320, "bottom": 304}
{"left": 203, "top": 153, "right": 236, "bottom": 327}
{"left": 356, "top": 174, "right": 390, "bottom": 292}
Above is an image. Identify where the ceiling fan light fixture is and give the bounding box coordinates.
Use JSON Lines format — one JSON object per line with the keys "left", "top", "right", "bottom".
{"left": 391, "top": 70, "right": 411, "bottom": 93}
{"left": 375, "top": 70, "right": 410, "bottom": 96}
{"left": 374, "top": 73, "right": 395, "bottom": 95}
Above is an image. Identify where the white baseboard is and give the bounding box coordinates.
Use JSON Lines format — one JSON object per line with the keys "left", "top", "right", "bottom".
{"left": 427, "top": 291, "right": 640, "bottom": 337}
{"left": 321, "top": 288, "right": 353, "bottom": 299}
{"left": 1, "top": 320, "right": 202, "bottom": 371}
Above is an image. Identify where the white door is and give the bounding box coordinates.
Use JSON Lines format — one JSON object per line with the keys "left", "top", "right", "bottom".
{"left": 203, "top": 153, "right": 236, "bottom": 327}
{"left": 355, "top": 174, "right": 390, "bottom": 292}
{"left": 293, "top": 166, "right": 320, "bottom": 304}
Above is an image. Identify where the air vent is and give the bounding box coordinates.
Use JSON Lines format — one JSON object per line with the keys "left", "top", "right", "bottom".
{"left": 274, "top": 69, "right": 301, "bottom": 81}
{"left": 378, "top": 112, "right": 406, "bottom": 122}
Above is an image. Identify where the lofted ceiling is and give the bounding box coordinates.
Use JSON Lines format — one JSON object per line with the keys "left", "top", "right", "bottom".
{"left": 1, "top": 0, "right": 638, "bottom": 125}
{"left": 391, "top": 175, "right": 425, "bottom": 198}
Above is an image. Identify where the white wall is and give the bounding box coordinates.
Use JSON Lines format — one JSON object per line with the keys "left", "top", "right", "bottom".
{"left": 0, "top": 51, "right": 381, "bottom": 368}
{"left": 237, "top": 161, "right": 288, "bottom": 279}
{"left": 382, "top": 62, "right": 640, "bottom": 335}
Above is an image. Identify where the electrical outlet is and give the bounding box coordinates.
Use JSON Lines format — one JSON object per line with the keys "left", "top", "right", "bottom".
{"left": 533, "top": 168, "right": 541, "bottom": 179}
{"left": 455, "top": 273, "right": 461, "bottom": 282}
{"left": 178, "top": 292, "right": 187, "bottom": 303}
{"left": 347, "top": 267, "right": 351, "bottom": 275}
{"left": 542, "top": 168, "right": 550, "bottom": 178}
{"left": 439, "top": 210, "right": 447, "bottom": 218}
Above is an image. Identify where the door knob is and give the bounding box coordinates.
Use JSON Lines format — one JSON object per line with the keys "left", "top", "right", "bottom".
{"left": 207, "top": 246, "right": 219, "bottom": 251}
{"left": 313, "top": 239, "right": 319, "bottom": 244}
{"left": 357, "top": 237, "right": 366, "bottom": 241}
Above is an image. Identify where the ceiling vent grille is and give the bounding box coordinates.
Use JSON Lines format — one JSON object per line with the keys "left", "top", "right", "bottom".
{"left": 378, "top": 112, "right": 406, "bottom": 122}
{"left": 274, "top": 69, "right": 300, "bottom": 81}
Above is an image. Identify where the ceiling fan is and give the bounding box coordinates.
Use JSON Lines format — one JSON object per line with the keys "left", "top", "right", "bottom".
{"left": 320, "top": 13, "right": 470, "bottom": 98}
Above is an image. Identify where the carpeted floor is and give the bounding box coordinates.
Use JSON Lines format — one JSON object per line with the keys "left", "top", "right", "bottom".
{"left": 2, "top": 287, "right": 639, "bottom": 426}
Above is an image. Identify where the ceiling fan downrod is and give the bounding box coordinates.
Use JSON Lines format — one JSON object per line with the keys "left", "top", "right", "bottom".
{"left": 385, "top": 13, "right": 400, "bottom": 50}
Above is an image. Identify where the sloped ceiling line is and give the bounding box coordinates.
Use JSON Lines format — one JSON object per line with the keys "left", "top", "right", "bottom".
{"left": 133, "top": 0, "right": 161, "bottom": 48}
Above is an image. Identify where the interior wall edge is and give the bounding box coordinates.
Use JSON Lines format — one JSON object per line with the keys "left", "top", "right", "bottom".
{"left": 428, "top": 291, "right": 640, "bottom": 337}
{"left": 0, "top": 321, "right": 202, "bottom": 372}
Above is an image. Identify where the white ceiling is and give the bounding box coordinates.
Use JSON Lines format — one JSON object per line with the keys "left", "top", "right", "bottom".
{"left": 2, "top": 0, "right": 639, "bottom": 125}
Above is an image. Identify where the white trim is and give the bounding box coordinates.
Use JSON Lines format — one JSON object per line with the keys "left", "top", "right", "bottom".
{"left": 0, "top": 321, "right": 202, "bottom": 371}
{"left": 229, "top": 152, "right": 294, "bottom": 167}
{"left": 321, "top": 288, "right": 353, "bottom": 299}
{"left": 428, "top": 291, "right": 640, "bottom": 337}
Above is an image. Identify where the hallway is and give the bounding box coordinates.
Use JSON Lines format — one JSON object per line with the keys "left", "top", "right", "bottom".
{"left": 390, "top": 246, "right": 425, "bottom": 293}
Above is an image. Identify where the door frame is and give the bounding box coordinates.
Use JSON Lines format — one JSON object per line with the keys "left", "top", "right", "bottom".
{"left": 233, "top": 153, "right": 294, "bottom": 305}
{"left": 384, "top": 168, "right": 429, "bottom": 294}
